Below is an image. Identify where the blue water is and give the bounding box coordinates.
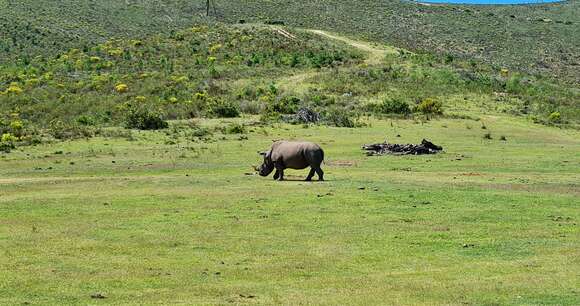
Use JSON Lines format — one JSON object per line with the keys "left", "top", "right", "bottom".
{"left": 417, "top": 0, "right": 563, "bottom": 4}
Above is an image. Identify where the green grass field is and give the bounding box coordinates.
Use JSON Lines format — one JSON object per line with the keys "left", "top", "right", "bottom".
{"left": 1, "top": 115, "right": 579, "bottom": 304}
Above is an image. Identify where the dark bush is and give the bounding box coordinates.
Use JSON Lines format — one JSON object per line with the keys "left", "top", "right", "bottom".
{"left": 48, "top": 120, "right": 95, "bottom": 139}
{"left": 225, "top": 123, "right": 247, "bottom": 134}
{"left": 208, "top": 98, "right": 240, "bottom": 118}
{"left": 324, "top": 108, "right": 356, "bottom": 128}
{"left": 124, "top": 107, "right": 169, "bottom": 130}
{"left": 375, "top": 98, "right": 411, "bottom": 115}
{"left": 76, "top": 115, "right": 95, "bottom": 126}
{"left": 0, "top": 142, "right": 14, "bottom": 153}
{"left": 0, "top": 133, "right": 16, "bottom": 153}
{"left": 415, "top": 98, "right": 443, "bottom": 115}
{"left": 268, "top": 96, "right": 301, "bottom": 114}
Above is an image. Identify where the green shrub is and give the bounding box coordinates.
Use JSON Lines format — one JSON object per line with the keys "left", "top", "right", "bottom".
{"left": 548, "top": 112, "right": 561, "bottom": 123}
{"left": 324, "top": 108, "right": 356, "bottom": 128}
{"left": 0, "top": 133, "right": 17, "bottom": 153}
{"left": 225, "top": 123, "right": 247, "bottom": 134}
{"left": 124, "top": 107, "right": 168, "bottom": 130}
{"left": 191, "top": 127, "right": 212, "bottom": 138}
{"left": 259, "top": 110, "right": 282, "bottom": 123}
{"left": 267, "top": 96, "right": 301, "bottom": 114}
{"left": 208, "top": 98, "right": 240, "bottom": 118}
{"left": 506, "top": 74, "right": 524, "bottom": 94}
{"left": 76, "top": 115, "right": 96, "bottom": 126}
{"left": 239, "top": 100, "right": 264, "bottom": 114}
{"left": 415, "top": 98, "right": 443, "bottom": 115}
{"left": 374, "top": 98, "right": 411, "bottom": 115}
{"left": 48, "top": 120, "right": 95, "bottom": 139}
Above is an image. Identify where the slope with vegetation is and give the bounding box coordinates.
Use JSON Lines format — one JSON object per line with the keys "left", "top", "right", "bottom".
{"left": 2, "top": 22, "right": 578, "bottom": 153}
{"left": 0, "top": 23, "right": 364, "bottom": 150}
{"left": 1, "top": 0, "right": 578, "bottom": 84}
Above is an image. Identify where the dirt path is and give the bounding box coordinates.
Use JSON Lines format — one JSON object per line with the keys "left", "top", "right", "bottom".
{"left": 307, "top": 29, "right": 399, "bottom": 65}
{"left": 277, "top": 29, "right": 400, "bottom": 90}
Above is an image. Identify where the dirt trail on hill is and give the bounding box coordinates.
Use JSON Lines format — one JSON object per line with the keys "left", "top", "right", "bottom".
{"left": 307, "top": 29, "right": 399, "bottom": 65}
{"left": 277, "top": 29, "right": 400, "bottom": 90}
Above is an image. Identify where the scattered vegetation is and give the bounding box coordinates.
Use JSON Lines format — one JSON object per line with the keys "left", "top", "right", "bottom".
{"left": 0, "top": 18, "right": 578, "bottom": 154}
{"left": 0, "top": 23, "right": 362, "bottom": 129}
{"left": 1, "top": 1, "right": 577, "bottom": 84}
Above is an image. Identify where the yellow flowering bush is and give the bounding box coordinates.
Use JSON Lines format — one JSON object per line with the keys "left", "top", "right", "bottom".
{"left": 194, "top": 92, "right": 208, "bottom": 101}
{"left": 42, "top": 72, "right": 53, "bottom": 81}
{"left": 5, "top": 83, "right": 23, "bottom": 95}
{"left": 75, "top": 59, "right": 85, "bottom": 70}
{"left": 10, "top": 120, "right": 23, "bottom": 131}
{"left": 0, "top": 133, "right": 16, "bottom": 152}
{"left": 115, "top": 83, "right": 129, "bottom": 93}
{"left": 548, "top": 112, "right": 561, "bottom": 123}
{"left": 1, "top": 133, "right": 17, "bottom": 143}
{"left": 191, "top": 26, "right": 208, "bottom": 33}
{"left": 25, "top": 78, "right": 40, "bottom": 87}
{"left": 415, "top": 97, "right": 443, "bottom": 115}
{"left": 209, "top": 44, "right": 222, "bottom": 54}
{"left": 170, "top": 75, "right": 189, "bottom": 84}
{"left": 108, "top": 48, "right": 123, "bottom": 57}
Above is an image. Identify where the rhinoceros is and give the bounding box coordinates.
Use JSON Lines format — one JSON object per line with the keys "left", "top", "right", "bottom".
{"left": 257, "top": 141, "right": 324, "bottom": 181}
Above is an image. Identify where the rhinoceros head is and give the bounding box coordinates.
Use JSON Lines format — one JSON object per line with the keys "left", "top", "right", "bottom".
{"left": 257, "top": 151, "right": 274, "bottom": 177}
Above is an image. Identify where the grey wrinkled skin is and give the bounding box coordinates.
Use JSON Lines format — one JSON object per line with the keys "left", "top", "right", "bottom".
{"left": 258, "top": 141, "right": 324, "bottom": 181}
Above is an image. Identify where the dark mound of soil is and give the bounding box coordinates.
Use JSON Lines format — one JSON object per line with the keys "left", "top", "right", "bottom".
{"left": 362, "top": 139, "right": 443, "bottom": 156}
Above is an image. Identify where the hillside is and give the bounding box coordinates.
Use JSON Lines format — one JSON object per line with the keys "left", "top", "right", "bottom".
{"left": 1, "top": 0, "right": 578, "bottom": 83}
{"left": 1, "top": 22, "right": 578, "bottom": 152}
{"left": 219, "top": 0, "right": 580, "bottom": 83}
{"left": 0, "top": 24, "right": 362, "bottom": 127}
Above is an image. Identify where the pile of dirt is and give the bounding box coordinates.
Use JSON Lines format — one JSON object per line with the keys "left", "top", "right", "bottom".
{"left": 362, "top": 139, "right": 443, "bottom": 156}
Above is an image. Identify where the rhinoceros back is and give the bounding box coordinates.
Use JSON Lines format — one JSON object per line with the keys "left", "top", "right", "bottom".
{"left": 270, "top": 141, "right": 324, "bottom": 170}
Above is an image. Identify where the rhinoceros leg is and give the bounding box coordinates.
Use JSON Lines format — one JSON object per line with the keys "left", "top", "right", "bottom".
{"left": 305, "top": 168, "right": 316, "bottom": 181}
{"left": 274, "top": 161, "right": 285, "bottom": 181}
{"left": 315, "top": 167, "right": 324, "bottom": 181}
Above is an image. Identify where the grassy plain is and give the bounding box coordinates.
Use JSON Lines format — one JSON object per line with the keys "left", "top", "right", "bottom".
{"left": 1, "top": 115, "right": 579, "bottom": 305}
